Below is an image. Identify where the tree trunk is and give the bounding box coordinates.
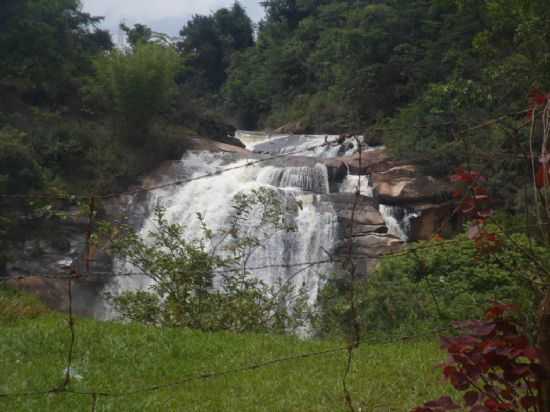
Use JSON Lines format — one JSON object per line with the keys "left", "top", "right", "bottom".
{"left": 539, "top": 290, "right": 550, "bottom": 412}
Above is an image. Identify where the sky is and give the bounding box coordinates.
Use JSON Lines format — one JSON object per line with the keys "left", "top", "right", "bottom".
{"left": 81, "top": 0, "right": 265, "bottom": 38}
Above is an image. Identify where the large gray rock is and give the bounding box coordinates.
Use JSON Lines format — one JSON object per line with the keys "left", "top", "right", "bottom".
{"left": 328, "top": 148, "right": 390, "bottom": 175}
{"left": 4, "top": 211, "right": 114, "bottom": 316}
{"left": 372, "top": 174, "right": 450, "bottom": 205}
{"left": 335, "top": 234, "right": 403, "bottom": 258}
{"left": 408, "top": 202, "right": 459, "bottom": 241}
{"left": 333, "top": 233, "right": 404, "bottom": 276}
{"left": 321, "top": 193, "right": 385, "bottom": 226}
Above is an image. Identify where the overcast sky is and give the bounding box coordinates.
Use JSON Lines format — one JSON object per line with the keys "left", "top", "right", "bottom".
{"left": 82, "top": 0, "right": 265, "bottom": 38}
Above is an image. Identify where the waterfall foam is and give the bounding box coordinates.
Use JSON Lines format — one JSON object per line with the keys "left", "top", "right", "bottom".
{"left": 339, "top": 173, "right": 418, "bottom": 241}
{"left": 379, "top": 205, "right": 419, "bottom": 241}
{"left": 103, "top": 140, "right": 341, "bottom": 319}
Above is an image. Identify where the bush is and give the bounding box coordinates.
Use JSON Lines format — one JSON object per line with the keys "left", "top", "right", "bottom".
{"left": 317, "top": 226, "right": 545, "bottom": 340}
{"left": 0, "top": 285, "right": 50, "bottom": 325}
{"left": 103, "top": 188, "right": 310, "bottom": 334}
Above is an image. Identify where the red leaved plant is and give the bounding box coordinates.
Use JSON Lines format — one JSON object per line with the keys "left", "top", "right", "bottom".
{"left": 413, "top": 304, "right": 541, "bottom": 412}
{"left": 450, "top": 168, "right": 492, "bottom": 224}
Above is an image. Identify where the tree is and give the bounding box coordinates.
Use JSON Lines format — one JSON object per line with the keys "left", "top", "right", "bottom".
{"left": 90, "top": 43, "right": 179, "bottom": 143}
{"left": 120, "top": 23, "right": 153, "bottom": 49}
{"left": 178, "top": 2, "right": 254, "bottom": 91}
{"left": 0, "top": 0, "right": 113, "bottom": 103}
{"left": 120, "top": 23, "right": 171, "bottom": 50}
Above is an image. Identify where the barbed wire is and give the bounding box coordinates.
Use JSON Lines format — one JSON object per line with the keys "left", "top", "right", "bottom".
{"left": 0, "top": 321, "right": 451, "bottom": 402}
{"left": 0, "top": 136, "right": 348, "bottom": 201}
{"left": 0, "top": 106, "right": 533, "bottom": 203}
{"left": 1, "top": 106, "right": 547, "bottom": 410}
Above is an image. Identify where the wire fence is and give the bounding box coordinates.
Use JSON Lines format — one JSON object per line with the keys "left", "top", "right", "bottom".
{"left": 0, "top": 108, "right": 543, "bottom": 411}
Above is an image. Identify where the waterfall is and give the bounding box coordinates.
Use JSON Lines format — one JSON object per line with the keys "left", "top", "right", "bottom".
{"left": 339, "top": 173, "right": 418, "bottom": 241}
{"left": 102, "top": 134, "right": 346, "bottom": 319}
{"left": 257, "top": 164, "right": 330, "bottom": 194}
{"left": 378, "top": 205, "right": 419, "bottom": 241}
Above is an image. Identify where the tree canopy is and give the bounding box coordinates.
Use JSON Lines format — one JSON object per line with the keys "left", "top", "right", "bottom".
{"left": 0, "top": 0, "right": 113, "bottom": 103}
{"left": 178, "top": 2, "right": 255, "bottom": 91}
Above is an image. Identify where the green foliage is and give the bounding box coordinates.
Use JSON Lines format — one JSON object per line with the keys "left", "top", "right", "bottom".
{"left": 225, "top": 0, "right": 479, "bottom": 130}
{"left": 120, "top": 23, "right": 171, "bottom": 50}
{"left": 0, "top": 300, "right": 448, "bottom": 411}
{"left": 0, "top": 127, "right": 44, "bottom": 195}
{"left": 222, "top": 0, "right": 550, "bottom": 145}
{"left": 178, "top": 3, "right": 254, "bottom": 91}
{"left": 318, "top": 226, "right": 546, "bottom": 340}
{"left": 105, "top": 188, "right": 308, "bottom": 334}
{"left": 120, "top": 23, "right": 153, "bottom": 49}
{"left": 0, "top": 285, "right": 50, "bottom": 325}
{"left": 0, "top": 0, "right": 112, "bottom": 102}
{"left": 88, "top": 43, "right": 179, "bottom": 144}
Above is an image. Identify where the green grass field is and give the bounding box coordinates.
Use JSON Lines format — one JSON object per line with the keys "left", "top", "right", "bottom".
{"left": 0, "top": 287, "right": 451, "bottom": 411}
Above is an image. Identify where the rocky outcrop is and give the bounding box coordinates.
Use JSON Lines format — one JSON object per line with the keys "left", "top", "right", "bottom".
{"left": 319, "top": 193, "right": 403, "bottom": 274}
{"left": 408, "top": 202, "right": 458, "bottom": 241}
{"left": 372, "top": 173, "right": 450, "bottom": 206}
{"left": 186, "top": 137, "right": 250, "bottom": 155}
{"left": 333, "top": 233, "right": 404, "bottom": 275}
{"left": 7, "top": 275, "right": 105, "bottom": 316}
{"left": 3, "top": 209, "right": 113, "bottom": 316}
{"left": 330, "top": 147, "right": 390, "bottom": 175}
{"left": 322, "top": 193, "right": 384, "bottom": 228}
{"left": 333, "top": 147, "right": 452, "bottom": 206}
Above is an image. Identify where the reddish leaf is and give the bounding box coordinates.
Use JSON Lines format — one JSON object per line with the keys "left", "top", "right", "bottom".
{"left": 529, "top": 88, "right": 548, "bottom": 106}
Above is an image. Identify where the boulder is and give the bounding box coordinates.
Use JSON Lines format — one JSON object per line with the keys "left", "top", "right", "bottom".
{"left": 372, "top": 174, "right": 451, "bottom": 205}
{"left": 353, "top": 234, "right": 403, "bottom": 256}
{"left": 187, "top": 137, "right": 251, "bottom": 155}
{"left": 408, "top": 202, "right": 459, "bottom": 241}
{"left": 333, "top": 234, "right": 404, "bottom": 275}
{"left": 7, "top": 275, "right": 106, "bottom": 316}
{"left": 328, "top": 147, "right": 390, "bottom": 175}
{"left": 321, "top": 193, "right": 384, "bottom": 226}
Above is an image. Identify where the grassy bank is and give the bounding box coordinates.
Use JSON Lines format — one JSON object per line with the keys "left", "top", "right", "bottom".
{"left": 0, "top": 287, "right": 450, "bottom": 411}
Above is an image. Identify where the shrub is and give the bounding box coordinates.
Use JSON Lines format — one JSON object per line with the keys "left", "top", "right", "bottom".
{"left": 317, "top": 226, "right": 545, "bottom": 340}
{"left": 103, "top": 188, "right": 310, "bottom": 334}
{"left": 413, "top": 304, "right": 541, "bottom": 412}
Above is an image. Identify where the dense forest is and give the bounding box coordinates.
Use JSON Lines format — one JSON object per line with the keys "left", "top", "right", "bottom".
{"left": 3, "top": 0, "right": 550, "bottom": 191}
{"left": 1, "top": 1, "right": 550, "bottom": 411}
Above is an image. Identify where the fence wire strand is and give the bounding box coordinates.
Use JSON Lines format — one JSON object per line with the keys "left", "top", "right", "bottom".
{"left": 0, "top": 108, "right": 541, "bottom": 409}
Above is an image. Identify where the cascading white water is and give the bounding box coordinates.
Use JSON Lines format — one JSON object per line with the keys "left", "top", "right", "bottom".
{"left": 339, "top": 174, "right": 374, "bottom": 197}
{"left": 257, "top": 164, "right": 330, "bottom": 194}
{"left": 339, "top": 173, "right": 419, "bottom": 241}
{"left": 103, "top": 134, "right": 347, "bottom": 318}
{"left": 378, "top": 205, "right": 419, "bottom": 241}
